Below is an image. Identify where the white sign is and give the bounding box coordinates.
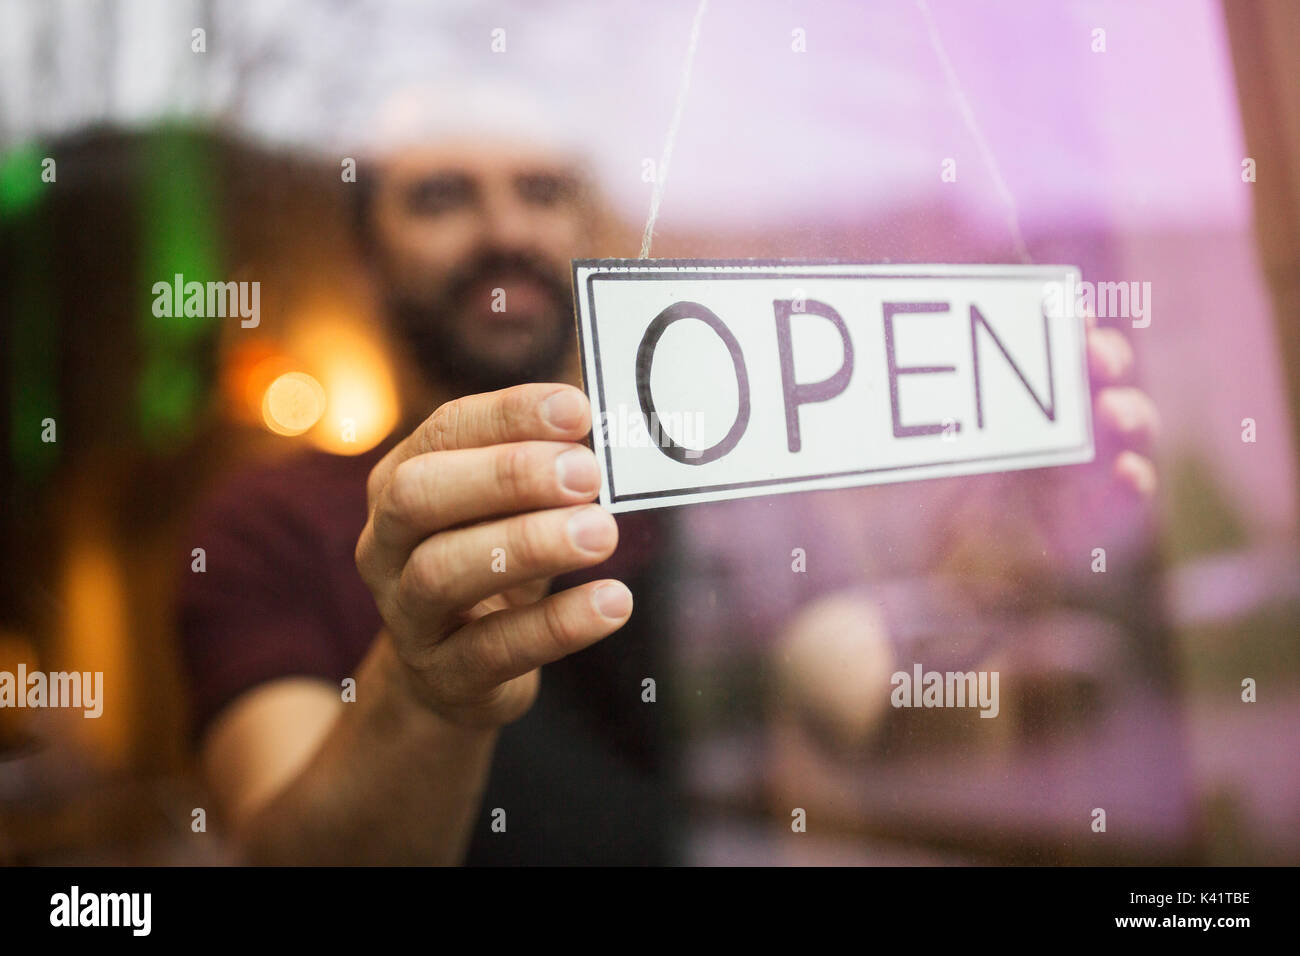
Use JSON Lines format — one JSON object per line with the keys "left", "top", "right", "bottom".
{"left": 572, "top": 260, "right": 1094, "bottom": 513}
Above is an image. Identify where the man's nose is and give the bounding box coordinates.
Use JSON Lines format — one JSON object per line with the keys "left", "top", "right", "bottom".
{"left": 480, "top": 192, "right": 536, "bottom": 251}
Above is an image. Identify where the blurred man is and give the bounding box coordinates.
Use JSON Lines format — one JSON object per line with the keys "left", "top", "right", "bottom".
{"left": 179, "top": 114, "right": 1158, "bottom": 865}
{"left": 180, "top": 127, "right": 678, "bottom": 864}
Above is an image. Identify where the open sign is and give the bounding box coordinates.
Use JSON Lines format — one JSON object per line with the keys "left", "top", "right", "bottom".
{"left": 572, "top": 260, "right": 1094, "bottom": 512}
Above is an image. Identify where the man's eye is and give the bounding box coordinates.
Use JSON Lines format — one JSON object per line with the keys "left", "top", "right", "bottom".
{"left": 515, "top": 173, "right": 577, "bottom": 207}
{"left": 406, "top": 175, "right": 474, "bottom": 215}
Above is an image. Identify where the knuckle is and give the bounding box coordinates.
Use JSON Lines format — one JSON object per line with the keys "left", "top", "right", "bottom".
{"left": 400, "top": 541, "right": 451, "bottom": 610}
{"left": 540, "top": 595, "right": 581, "bottom": 656}
{"left": 502, "top": 385, "right": 535, "bottom": 430}
{"left": 365, "top": 464, "right": 389, "bottom": 511}
{"left": 505, "top": 513, "right": 554, "bottom": 573}
{"left": 386, "top": 457, "right": 429, "bottom": 521}
{"left": 468, "top": 627, "right": 517, "bottom": 686}
{"left": 493, "top": 442, "right": 535, "bottom": 502}
{"left": 425, "top": 399, "right": 463, "bottom": 452}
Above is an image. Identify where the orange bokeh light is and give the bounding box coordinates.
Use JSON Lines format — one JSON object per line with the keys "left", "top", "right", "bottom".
{"left": 262, "top": 371, "right": 327, "bottom": 436}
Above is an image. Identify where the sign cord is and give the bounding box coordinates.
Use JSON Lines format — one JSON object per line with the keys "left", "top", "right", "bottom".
{"left": 639, "top": 0, "right": 709, "bottom": 259}
{"left": 914, "top": 0, "right": 1034, "bottom": 265}
{"left": 640, "top": 0, "right": 1031, "bottom": 266}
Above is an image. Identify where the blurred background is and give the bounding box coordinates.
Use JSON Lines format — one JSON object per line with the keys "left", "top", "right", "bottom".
{"left": 1, "top": 0, "right": 1298, "bottom": 864}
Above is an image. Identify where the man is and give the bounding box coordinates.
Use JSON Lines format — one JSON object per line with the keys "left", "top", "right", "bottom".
{"left": 179, "top": 133, "right": 679, "bottom": 864}
{"left": 179, "top": 127, "right": 1159, "bottom": 866}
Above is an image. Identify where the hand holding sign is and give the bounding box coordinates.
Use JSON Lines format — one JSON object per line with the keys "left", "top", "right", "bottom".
{"left": 355, "top": 384, "right": 632, "bottom": 729}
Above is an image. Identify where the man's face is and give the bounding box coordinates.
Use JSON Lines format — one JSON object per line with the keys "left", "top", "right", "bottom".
{"left": 368, "top": 139, "right": 590, "bottom": 395}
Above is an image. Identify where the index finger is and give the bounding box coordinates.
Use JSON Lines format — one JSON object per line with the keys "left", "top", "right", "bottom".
{"left": 368, "top": 383, "right": 590, "bottom": 510}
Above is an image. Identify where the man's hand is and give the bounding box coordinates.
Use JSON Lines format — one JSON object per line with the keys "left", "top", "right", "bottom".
{"left": 1087, "top": 321, "right": 1159, "bottom": 499}
{"left": 354, "top": 382, "right": 631, "bottom": 728}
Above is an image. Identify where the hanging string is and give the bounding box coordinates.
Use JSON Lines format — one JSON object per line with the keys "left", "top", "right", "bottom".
{"left": 639, "top": 0, "right": 709, "bottom": 259}
{"left": 640, "top": 0, "right": 1027, "bottom": 264}
{"left": 914, "top": 0, "right": 1033, "bottom": 265}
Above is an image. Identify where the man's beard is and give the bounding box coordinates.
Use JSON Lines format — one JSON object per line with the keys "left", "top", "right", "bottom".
{"left": 386, "top": 249, "right": 576, "bottom": 396}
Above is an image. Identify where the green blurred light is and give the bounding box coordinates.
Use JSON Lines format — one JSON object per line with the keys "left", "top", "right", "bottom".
{"left": 135, "top": 127, "right": 222, "bottom": 447}
{"left": 0, "top": 142, "right": 46, "bottom": 219}
{"left": 136, "top": 355, "right": 201, "bottom": 441}
{"left": 5, "top": 143, "right": 58, "bottom": 481}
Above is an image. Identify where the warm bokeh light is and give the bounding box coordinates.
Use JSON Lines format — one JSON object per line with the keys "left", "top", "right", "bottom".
{"left": 227, "top": 315, "right": 401, "bottom": 452}
{"left": 223, "top": 339, "right": 295, "bottom": 423}
{"left": 262, "top": 371, "right": 327, "bottom": 436}
{"left": 57, "top": 518, "right": 131, "bottom": 768}
{"left": 291, "top": 319, "right": 401, "bottom": 455}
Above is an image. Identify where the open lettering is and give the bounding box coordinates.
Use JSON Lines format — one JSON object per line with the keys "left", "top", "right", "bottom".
{"left": 575, "top": 261, "right": 1093, "bottom": 512}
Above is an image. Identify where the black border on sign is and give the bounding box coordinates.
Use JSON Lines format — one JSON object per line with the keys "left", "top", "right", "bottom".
{"left": 571, "top": 260, "right": 1093, "bottom": 506}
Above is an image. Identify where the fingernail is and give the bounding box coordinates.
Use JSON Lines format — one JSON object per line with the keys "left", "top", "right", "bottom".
{"left": 556, "top": 447, "right": 599, "bottom": 495}
{"left": 567, "top": 506, "right": 616, "bottom": 553}
{"left": 542, "top": 389, "right": 587, "bottom": 431}
{"left": 592, "top": 582, "right": 632, "bottom": 619}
